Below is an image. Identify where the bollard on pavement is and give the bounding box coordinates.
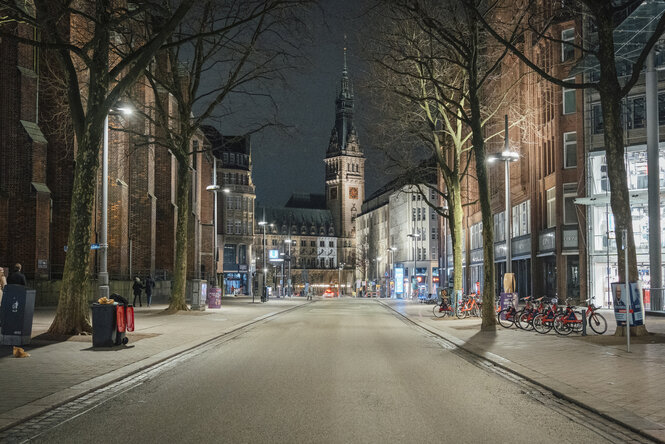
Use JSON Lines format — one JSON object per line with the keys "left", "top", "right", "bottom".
{"left": 581, "top": 309, "right": 587, "bottom": 336}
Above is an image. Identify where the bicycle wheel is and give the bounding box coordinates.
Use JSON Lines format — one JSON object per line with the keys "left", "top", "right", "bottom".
{"left": 472, "top": 306, "right": 481, "bottom": 317}
{"left": 433, "top": 304, "right": 447, "bottom": 318}
{"left": 553, "top": 315, "right": 573, "bottom": 335}
{"left": 497, "top": 309, "right": 514, "bottom": 328}
{"left": 589, "top": 313, "right": 607, "bottom": 335}
{"left": 455, "top": 305, "right": 465, "bottom": 319}
{"left": 517, "top": 310, "right": 534, "bottom": 331}
{"left": 533, "top": 314, "right": 552, "bottom": 334}
{"left": 513, "top": 309, "right": 524, "bottom": 329}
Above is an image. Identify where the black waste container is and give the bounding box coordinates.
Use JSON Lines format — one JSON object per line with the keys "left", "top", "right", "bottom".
{"left": 1, "top": 285, "right": 36, "bottom": 346}
{"left": 91, "top": 303, "right": 117, "bottom": 347}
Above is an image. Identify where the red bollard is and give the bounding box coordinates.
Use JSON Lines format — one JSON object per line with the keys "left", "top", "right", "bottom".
{"left": 125, "top": 306, "right": 135, "bottom": 332}
{"left": 116, "top": 305, "right": 126, "bottom": 333}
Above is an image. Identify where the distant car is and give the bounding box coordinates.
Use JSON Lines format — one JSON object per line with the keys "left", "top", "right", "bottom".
{"left": 323, "top": 288, "right": 336, "bottom": 298}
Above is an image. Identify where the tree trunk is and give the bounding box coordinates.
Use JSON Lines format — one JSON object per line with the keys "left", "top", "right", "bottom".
{"left": 596, "top": 12, "right": 647, "bottom": 336}
{"left": 449, "top": 178, "right": 464, "bottom": 293}
{"left": 48, "top": 131, "right": 103, "bottom": 335}
{"left": 167, "top": 158, "right": 191, "bottom": 312}
{"left": 469, "top": 93, "right": 496, "bottom": 330}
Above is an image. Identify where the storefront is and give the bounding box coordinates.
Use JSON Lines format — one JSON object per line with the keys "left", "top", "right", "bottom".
{"left": 585, "top": 148, "right": 665, "bottom": 309}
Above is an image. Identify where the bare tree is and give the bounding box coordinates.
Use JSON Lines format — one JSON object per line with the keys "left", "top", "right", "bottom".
{"left": 466, "top": 0, "right": 665, "bottom": 336}
{"left": 0, "top": 0, "right": 198, "bottom": 334}
{"left": 134, "top": 0, "right": 309, "bottom": 311}
{"left": 367, "top": 0, "right": 523, "bottom": 328}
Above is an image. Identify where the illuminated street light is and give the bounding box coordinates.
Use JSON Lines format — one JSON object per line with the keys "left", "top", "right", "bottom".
{"left": 487, "top": 115, "right": 520, "bottom": 276}
{"left": 99, "top": 104, "right": 133, "bottom": 300}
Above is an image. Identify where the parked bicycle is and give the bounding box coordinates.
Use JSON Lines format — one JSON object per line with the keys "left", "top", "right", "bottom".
{"left": 457, "top": 294, "right": 481, "bottom": 319}
{"left": 583, "top": 299, "right": 608, "bottom": 335}
{"left": 433, "top": 297, "right": 454, "bottom": 318}
{"left": 497, "top": 299, "right": 519, "bottom": 328}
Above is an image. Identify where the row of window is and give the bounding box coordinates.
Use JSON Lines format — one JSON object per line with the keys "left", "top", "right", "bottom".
{"left": 269, "top": 239, "right": 336, "bottom": 248}
{"left": 226, "top": 220, "right": 252, "bottom": 235}
{"left": 225, "top": 195, "right": 253, "bottom": 211}
{"left": 591, "top": 94, "right": 665, "bottom": 135}
{"left": 222, "top": 152, "right": 249, "bottom": 167}
{"left": 547, "top": 184, "right": 578, "bottom": 228}
{"left": 223, "top": 172, "right": 249, "bottom": 186}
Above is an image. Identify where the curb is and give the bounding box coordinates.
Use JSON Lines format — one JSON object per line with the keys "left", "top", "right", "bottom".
{"left": 377, "top": 300, "right": 665, "bottom": 444}
{"left": 0, "top": 301, "right": 312, "bottom": 433}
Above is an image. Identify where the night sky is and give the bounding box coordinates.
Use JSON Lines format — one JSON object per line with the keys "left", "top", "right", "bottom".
{"left": 220, "top": 1, "right": 391, "bottom": 207}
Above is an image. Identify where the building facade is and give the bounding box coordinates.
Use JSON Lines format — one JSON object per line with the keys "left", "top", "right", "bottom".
{"left": 325, "top": 50, "right": 364, "bottom": 275}
{"left": 356, "top": 183, "right": 440, "bottom": 298}
{"left": 203, "top": 127, "right": 256, "bottom": 296}
{"left": 0, "top": 19, "right": 220, "bottom": 304}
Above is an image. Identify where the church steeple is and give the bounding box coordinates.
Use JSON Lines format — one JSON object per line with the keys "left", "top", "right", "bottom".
{"left": 327, "top": 43, "right": 361, "bottom": 157}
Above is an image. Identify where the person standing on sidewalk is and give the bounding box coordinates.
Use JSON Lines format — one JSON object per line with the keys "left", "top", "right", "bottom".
{"left": 7, "top": 263, "right": 26, "bottom": 286}
{"left": 144, "top": 275, "right": 155, "bottom": 307}
{"left": 132, "top": 276, "right": 144, "bottom": 307}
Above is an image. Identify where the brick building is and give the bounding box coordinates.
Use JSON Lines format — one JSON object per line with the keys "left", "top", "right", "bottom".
{"left": 0, "top": 21, "right": 218, "bottom": 304}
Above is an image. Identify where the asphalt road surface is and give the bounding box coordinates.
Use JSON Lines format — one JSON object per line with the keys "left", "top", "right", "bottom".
{"left": 34, "top": 299, "right": 624, "bottom": 443}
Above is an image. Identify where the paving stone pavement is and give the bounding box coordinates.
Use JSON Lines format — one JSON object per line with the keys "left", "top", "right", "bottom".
{"left": 382, "top": 299, "right": 665, "bottom": 442}
{"left": 0, "top": 297, "right": 309, "bottom": 431}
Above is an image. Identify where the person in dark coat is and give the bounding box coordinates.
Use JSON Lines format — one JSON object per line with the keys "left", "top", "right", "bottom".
{"left": 144, "top": 275, "right": 155, "bottom": 307}
{"left": 7, "top": 263, "right": 27, "bottom": 286}
{"left": 132, "top": 276, "right": 144, "bottom": 307}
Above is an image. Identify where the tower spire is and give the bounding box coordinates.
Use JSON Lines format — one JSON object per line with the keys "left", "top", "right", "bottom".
{"left": 343, "top": 34, "right": 348, "bottom": 74}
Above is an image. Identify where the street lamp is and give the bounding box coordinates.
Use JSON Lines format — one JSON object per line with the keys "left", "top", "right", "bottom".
{"left": 407, "top": 233, "right": 421, "bottom": 299}
{"left": 257, "top": 220, "right": 274, "bottom": 302}
{"left": 376, "top": 256, "right": 382, "bottom": 298}
{"left": 206, "top": 157, "right": 221, "bottom": 288}
{"left": 284, "top": 238, "right": 294, "bottom": 297}
{"left": 99, "top": 104, "right": 133, "bottom": 300}
{"left": 487, "top": 115, "right": 520, "bottom": 276}
{"left": 338, "top": 262, "right": 345, "bottom": 298}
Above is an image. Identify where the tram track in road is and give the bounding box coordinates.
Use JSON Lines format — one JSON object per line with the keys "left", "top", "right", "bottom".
{"left": 0, "top": 302, "right": 311, "bottom": 444}
{"left": 379, "top": 300, "right": 660, "bottom": 444}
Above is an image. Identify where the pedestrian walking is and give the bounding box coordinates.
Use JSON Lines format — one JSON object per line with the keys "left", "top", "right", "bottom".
{"left": 7, "top": 263, "right": 27, "bottom": 286}
{"left": 132, "top": 276, "right": 144, "bottom": 307}
{"left": 0, "top": 267, "right": 7, "bottom": 307}
{"left": 144, "top": 275, "right": 155, "bottom": 307}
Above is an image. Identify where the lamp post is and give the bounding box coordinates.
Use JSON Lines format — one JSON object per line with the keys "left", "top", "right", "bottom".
{"left": 338, "top": 262, "right": 345, "bottom": 298}
{"left": 258, "top": 220, "right": 268, "bottom": 302}
{"left": 487, "top": 115, "right": 519, "bottom": 277}
{"left": 206, "top": 159, "right": 220, "bottom": 288}
{"left": 376, "top": 256, "right": 382, "bottom": 297}
{"left": 407, "top": 233, "right": 421, "bottom": 299}
{"left": 284, "top": 238, "right": 292, "bottom": 297}
{"left": 99, "top": 105, "right": 133, "bottom": 300}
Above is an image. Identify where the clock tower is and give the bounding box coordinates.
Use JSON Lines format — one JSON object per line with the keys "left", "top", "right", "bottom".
{"left": 325, "top": 47, "right": 365, "bottom": 269}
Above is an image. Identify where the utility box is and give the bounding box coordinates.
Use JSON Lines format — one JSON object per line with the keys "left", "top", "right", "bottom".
{"left": 190, "top": 279, "right": 208, "bottom": 311}
{"left": 1, "top": 285, "right": 36, "bottom": 346}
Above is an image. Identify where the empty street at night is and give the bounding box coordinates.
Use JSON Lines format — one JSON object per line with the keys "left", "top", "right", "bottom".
{"left": 21, "top": 299, "right": 645, "bottom": 444}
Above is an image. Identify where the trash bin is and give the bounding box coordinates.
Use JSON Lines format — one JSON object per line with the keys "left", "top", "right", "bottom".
{"left": 92, "top": 303, "right": 117, "bottom": 347}
{"left": 92, "top": 299, "right": 132, "bottom": 347}
{"left": 0, "top": 284, "right": 36, "bottom": 346}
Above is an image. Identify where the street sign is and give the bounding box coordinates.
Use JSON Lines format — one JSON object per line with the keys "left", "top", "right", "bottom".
{"left": 268, "top": 249, "right": 279, "bottom": 260}
{"left": 64, "top": 244, "right": 101, "bottom": 252}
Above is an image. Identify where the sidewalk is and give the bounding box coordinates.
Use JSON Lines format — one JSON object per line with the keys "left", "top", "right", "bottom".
{"left": 0, "top": 297, "right": 309, "bottom": 431}
{"left": 382, "top": 299, "right": 665, "bottom": 442}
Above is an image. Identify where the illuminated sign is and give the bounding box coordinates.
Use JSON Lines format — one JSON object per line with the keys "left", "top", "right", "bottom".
{"left": 269, "top": 249, "right": 280, "bottom": 260}
{"left": 395, "top": 267, "right": 404, "bottom": 294}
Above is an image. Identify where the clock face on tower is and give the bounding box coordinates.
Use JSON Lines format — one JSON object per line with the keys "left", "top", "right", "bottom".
{"left": 349, "top": 187, "right": 358, "bottom": 199}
